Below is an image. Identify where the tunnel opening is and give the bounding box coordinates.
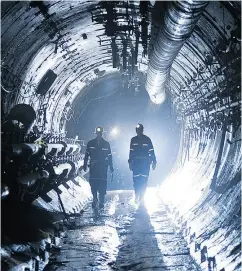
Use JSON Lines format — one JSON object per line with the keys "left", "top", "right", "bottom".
{"left": 66, "top": 72, "right": 181, "bottom": 189}
{"left": 1, "top": 1, "right": 241, "bottom": 270}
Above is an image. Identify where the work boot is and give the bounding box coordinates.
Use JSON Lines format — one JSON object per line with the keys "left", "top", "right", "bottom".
{"left": 135, "top": 194, "right": 139, "bottom": 204}
{"left": 99, "top": 193, "right": 105, "bottom": 209}
{"left": 139, "top": 198, "right": 145, "bottom": 207}
{"left": 92, "top": 198, "right": 98, "bottom": 209}
{"left": 99, "top": 198, "right": 104, "bottom": 209}
{"left": 134, "top": 189, "right": 140, "bottom": 204}
{"left": 139, "top": 185, "right": 146, "bottom": 206}
{"left": 139, "top": 193, "right": 145, "bottom": 207}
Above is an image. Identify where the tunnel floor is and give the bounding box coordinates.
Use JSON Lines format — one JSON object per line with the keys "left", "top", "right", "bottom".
{"left": 46, "top": 188, "right": 200, "bottom": 271}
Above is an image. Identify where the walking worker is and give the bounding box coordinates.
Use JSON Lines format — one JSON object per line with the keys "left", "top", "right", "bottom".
{"left": 128, "top": 124, "right": 156, "bottom": 205}
{"left": 81, "top": 126, "right": 114, "bottom": 209}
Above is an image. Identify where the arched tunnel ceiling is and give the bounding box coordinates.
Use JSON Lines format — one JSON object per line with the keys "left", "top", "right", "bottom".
{"left": 1, "top": 0, "right": 241, "bottom": 132}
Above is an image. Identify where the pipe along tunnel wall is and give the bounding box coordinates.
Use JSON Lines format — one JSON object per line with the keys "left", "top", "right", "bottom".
{"left": 1, "top": 1, "right": 241, "bottom": 270}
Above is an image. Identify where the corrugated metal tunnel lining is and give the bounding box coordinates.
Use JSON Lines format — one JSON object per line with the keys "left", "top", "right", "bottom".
{"left": 1, "top": 1, "right": 241, "bottom": 270}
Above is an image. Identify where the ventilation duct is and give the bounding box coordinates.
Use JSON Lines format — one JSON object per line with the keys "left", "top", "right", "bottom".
{"left": 145, "top": 1, "right": 208, "bottom": 104}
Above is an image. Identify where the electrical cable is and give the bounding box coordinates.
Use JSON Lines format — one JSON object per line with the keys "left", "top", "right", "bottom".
{"left": 1, "top": 84, "right": 15, "bottom": 93}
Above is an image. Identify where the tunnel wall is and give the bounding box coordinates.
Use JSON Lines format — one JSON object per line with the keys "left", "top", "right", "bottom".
{"left": 159, "top": 121, "right": 241, "bottom": 270}
{"left": 33, "top": 177, "right": 92, "bottom": 214}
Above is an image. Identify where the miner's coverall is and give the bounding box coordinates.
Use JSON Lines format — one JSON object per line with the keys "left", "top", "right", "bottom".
{"left": 128, "top": 135, "right": 156, "bottom": 199}
{"left": 83, "top": 138, "right": 113, "bottom": 204}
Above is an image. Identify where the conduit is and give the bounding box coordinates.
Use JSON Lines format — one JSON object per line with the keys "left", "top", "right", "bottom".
{"left": 145, "top": 0, "right": 208, "bottom": 104}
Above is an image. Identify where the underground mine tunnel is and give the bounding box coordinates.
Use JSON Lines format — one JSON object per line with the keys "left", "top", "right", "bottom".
{"left": 1, "top": 0, "right": 241, "bottom": 270}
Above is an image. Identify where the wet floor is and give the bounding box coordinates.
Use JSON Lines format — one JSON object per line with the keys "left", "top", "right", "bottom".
{"left": 48, "top": 188, "right": 200, "bottom": 270}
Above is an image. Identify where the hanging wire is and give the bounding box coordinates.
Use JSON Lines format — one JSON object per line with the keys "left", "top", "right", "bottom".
{"left": 1, "top": 84, "right": 15, "bottom": 93}
{"left": 1, "top": 64, "right": 38, "bottom": 99}
{"left": 72, "top": 87, "right": 120, "bottom": 124}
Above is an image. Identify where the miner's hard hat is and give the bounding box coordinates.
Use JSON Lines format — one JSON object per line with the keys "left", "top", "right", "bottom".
{"left": 136, "top": 123, "right": 144, "bottom": 130}
{"left": 95, "top": 126, "right": 104, "bottom": 134}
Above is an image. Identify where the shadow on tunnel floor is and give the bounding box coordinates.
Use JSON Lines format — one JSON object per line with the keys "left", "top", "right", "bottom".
{"left": 113, "top": 205, "right": 167, "bottom": 270}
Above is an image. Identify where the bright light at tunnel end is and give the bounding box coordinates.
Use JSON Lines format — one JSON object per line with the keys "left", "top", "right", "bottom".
{"left": 110, "top": 126, "right": 120, "bottom": 137}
